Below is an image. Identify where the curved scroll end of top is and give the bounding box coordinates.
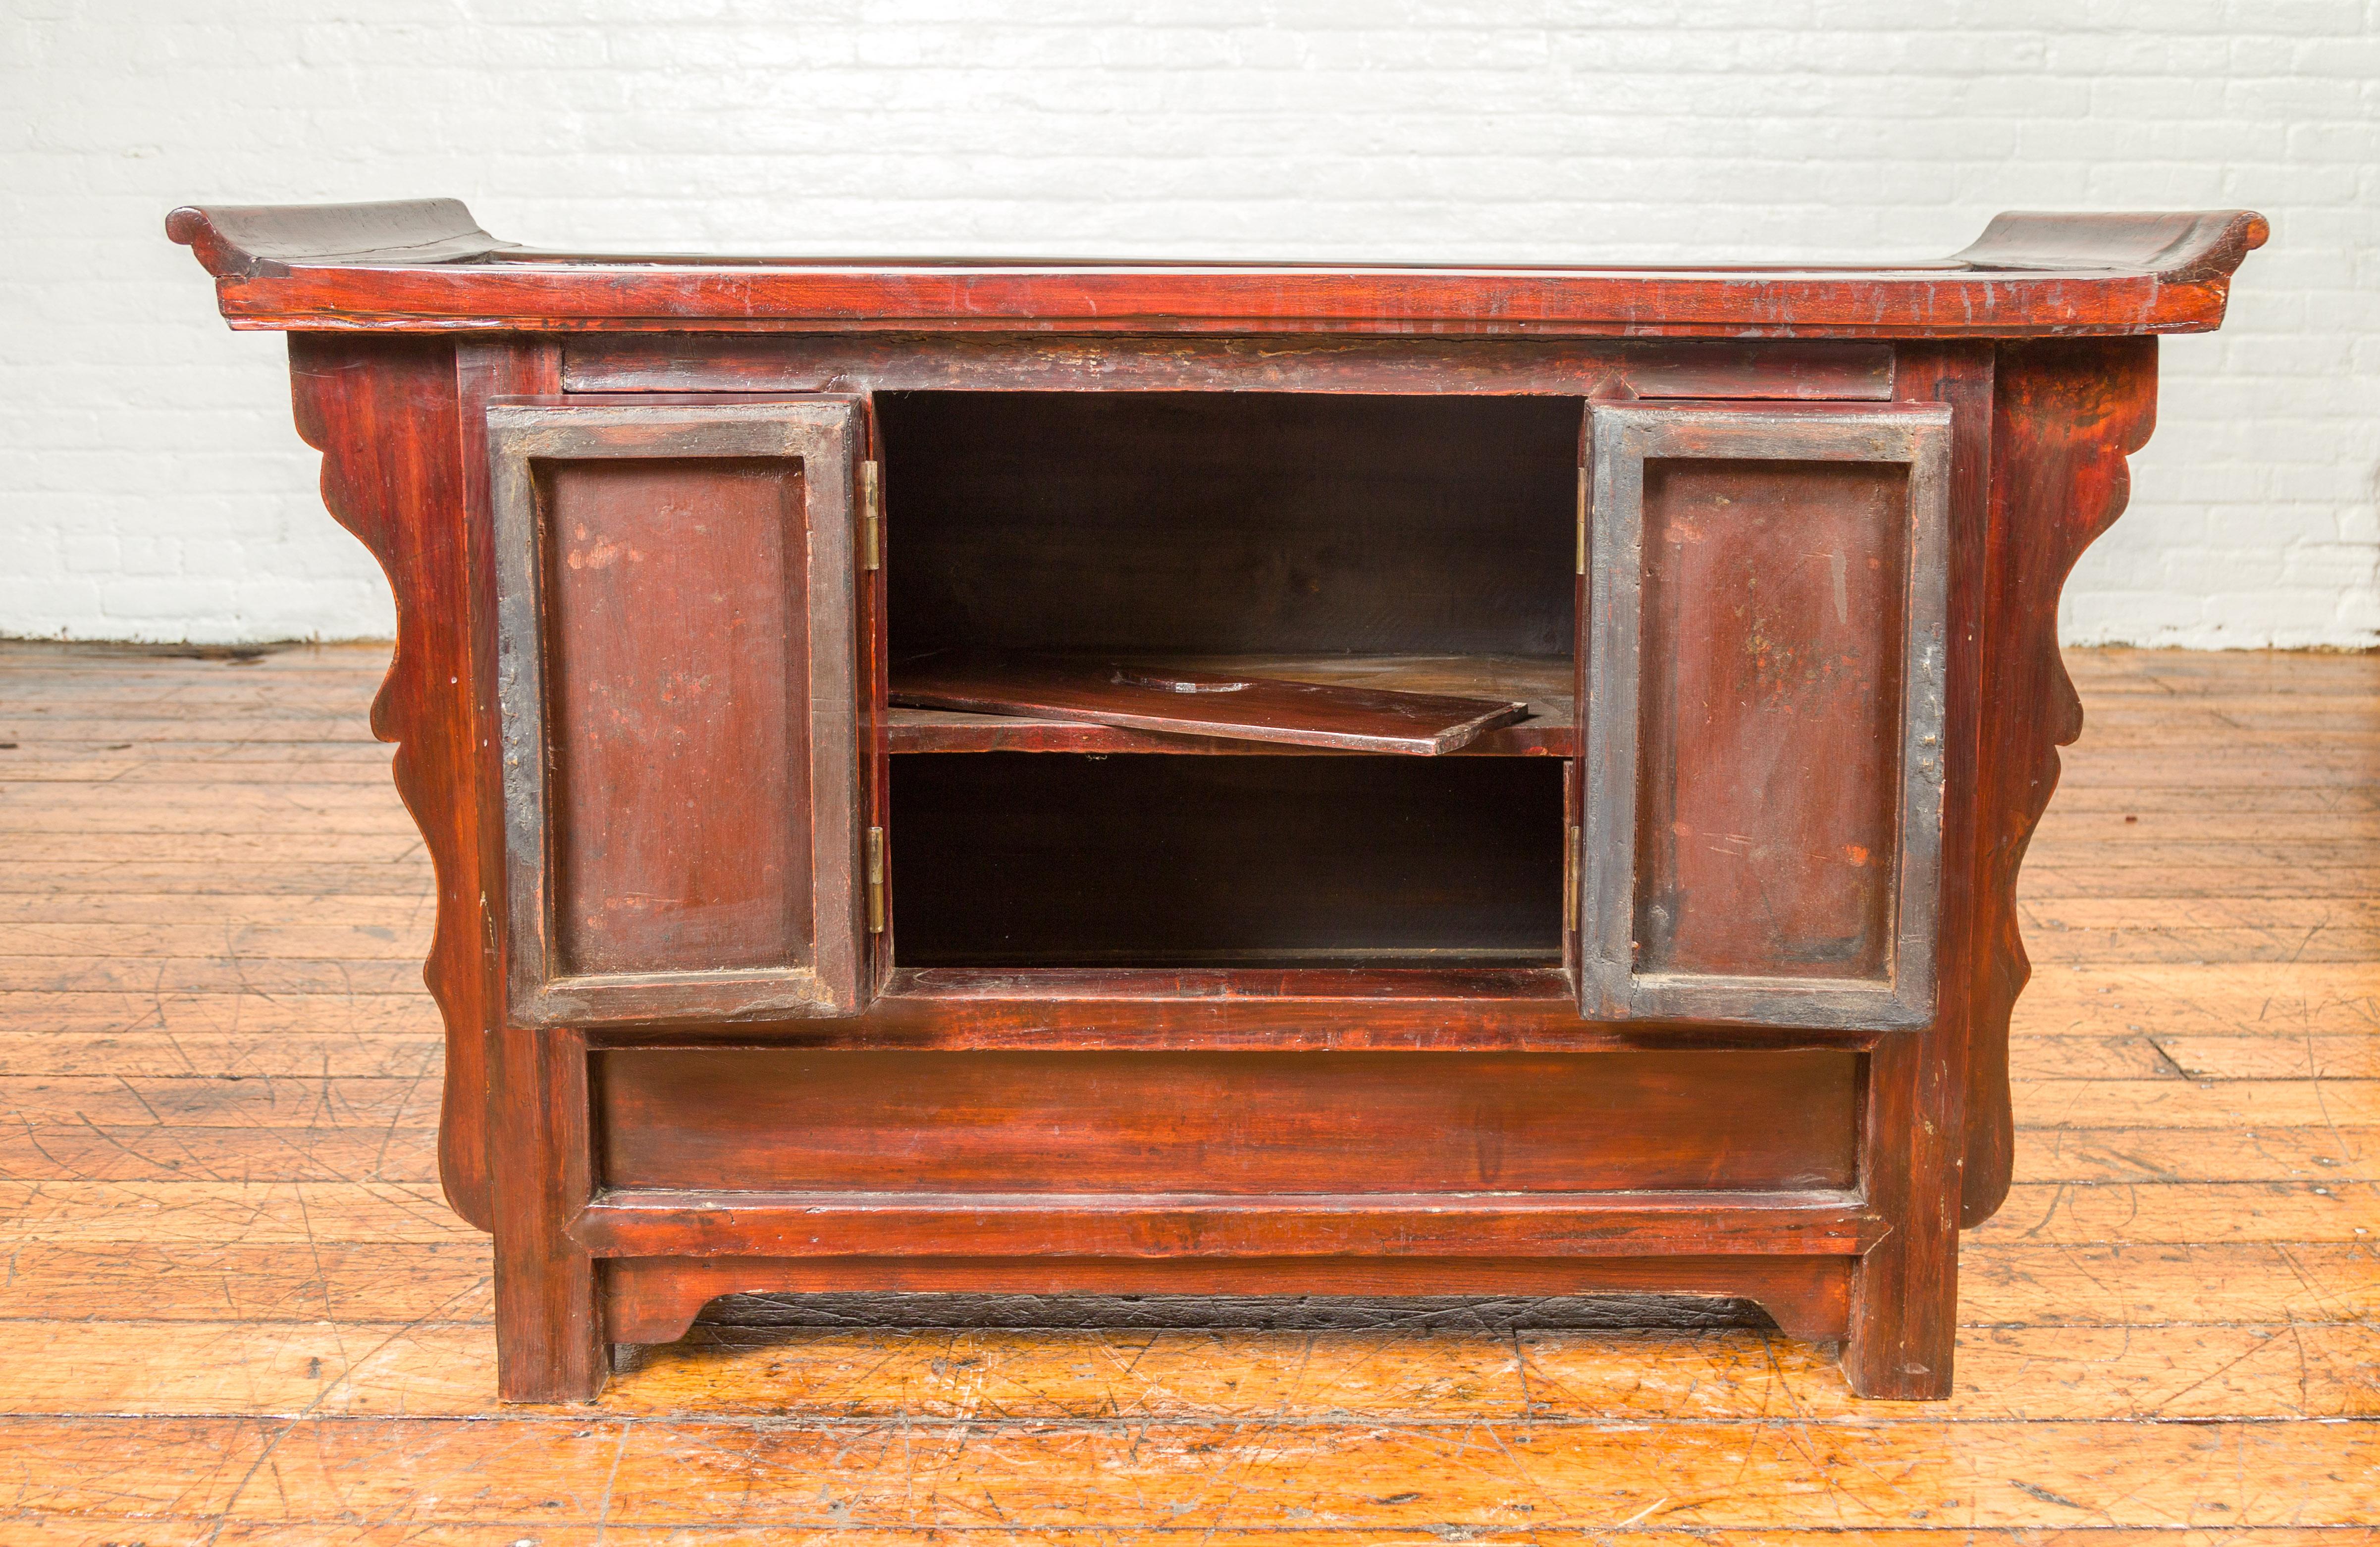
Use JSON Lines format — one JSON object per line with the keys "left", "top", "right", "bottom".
{"left": 1953, "top": 209, "right": 2270, "bottom": 285}
{"left": 166, "top": 199, "right": 509, "bottom": 280}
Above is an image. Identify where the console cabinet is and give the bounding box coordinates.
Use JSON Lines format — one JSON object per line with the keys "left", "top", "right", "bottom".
{"left": 170, "top": 201, "right": 2265, "bottom": 1400}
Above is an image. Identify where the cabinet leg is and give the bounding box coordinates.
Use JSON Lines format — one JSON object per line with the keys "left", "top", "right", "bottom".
{"left": 1842, "top": 1036, "right": 1961, "bottom": 1400}
{"left": 1843, "top": 1232, "right": 1957, "bottom": 1399}
{"left": 489, "top": 1026, "right": 606, "bottom": 1403}
{"left": 495, "top": 1238, "right": 604, "bottom": 1403}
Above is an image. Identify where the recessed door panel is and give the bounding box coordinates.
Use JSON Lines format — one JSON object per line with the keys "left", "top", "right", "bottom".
{"left": 490, "top": 400, "right": 867, "bottom": 1026}
{"left": 542, "top": 458, "right": 811, "bottom": 979}
{"left": 1635, "top": 457, "right": 1911, "bottom": 981}
{"left": 1580, "top": 402, "right": 1952, "bottom": 1029}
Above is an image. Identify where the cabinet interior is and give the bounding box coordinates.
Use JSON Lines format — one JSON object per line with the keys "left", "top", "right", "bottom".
{"left": 877, "top": 390, "right": 1580, "bottom": 971}
{"left": 892, "top": 753, "right": 1565, "bottom": 969}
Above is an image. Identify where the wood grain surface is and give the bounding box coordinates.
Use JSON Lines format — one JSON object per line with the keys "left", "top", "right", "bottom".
{"left": 0, "top": 639, "right": 2371, "bottom": 1537}
{"left": 593, "top": 1047, "right": 1859, "bottom": 1193}
{"left": 165, "top": 200, "right": 2269, "bottom": 337}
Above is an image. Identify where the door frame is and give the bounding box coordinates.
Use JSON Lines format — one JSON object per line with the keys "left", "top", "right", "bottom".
{"left": 1578, "top": 399, "right": 1954, "bottom": 1030}
{"left": 487, "top": 397, "right": 869, "bottom": 1027}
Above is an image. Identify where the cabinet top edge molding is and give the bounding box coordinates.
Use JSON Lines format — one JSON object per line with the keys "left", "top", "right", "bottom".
{"left": 166, "top": 201, "right": 2267, "bottom": 339}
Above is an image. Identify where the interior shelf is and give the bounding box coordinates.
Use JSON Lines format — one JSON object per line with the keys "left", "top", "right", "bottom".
{"left": 887, "top": 653, "right": 1574, "bottom": 756}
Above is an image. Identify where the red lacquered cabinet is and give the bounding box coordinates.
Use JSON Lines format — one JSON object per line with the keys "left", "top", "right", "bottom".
{"left": 170, "top": 200, "right": 2264, "bottom": 1400}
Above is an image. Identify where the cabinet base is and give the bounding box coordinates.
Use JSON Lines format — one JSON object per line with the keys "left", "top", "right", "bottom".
{"left": 486, "top": 1252, "right": 1941, "bottom": 1406}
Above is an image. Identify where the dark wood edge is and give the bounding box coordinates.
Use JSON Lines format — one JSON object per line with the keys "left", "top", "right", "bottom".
{"left": 1950, "top": 209, "right": 2270, "bottom": 284}
{"left": 570, "top": 1188, "right": 1887, "bottom": 1259}
{"left": 167, "top": 199, "right": 510, "bottom": 278}
{"left": 523, "top": 970, "right": 846, "bottom": 1029}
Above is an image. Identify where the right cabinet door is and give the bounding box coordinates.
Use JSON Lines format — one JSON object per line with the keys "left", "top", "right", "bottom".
{"left": 1579, "top": 400, "right": 1953, "bottom": 1030}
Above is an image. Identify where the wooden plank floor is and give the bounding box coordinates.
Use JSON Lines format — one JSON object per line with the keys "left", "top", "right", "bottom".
{"left": 0, "top": 640, "right": 2372, "bottom": 1543}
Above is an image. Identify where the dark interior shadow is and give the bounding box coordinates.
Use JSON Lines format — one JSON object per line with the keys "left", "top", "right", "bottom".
{"left": 692, "top": 1292, "right": 1779, "bottom": 1335}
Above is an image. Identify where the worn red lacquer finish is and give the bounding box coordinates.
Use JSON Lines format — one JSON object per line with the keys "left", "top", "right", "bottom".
{"left": 1964, "top": 338, "right": 2161, "bottom": 1227}
{"left": 288, "top": 334, "right": 493, "bottom": 1229}
{"left": 173, "top": 201, "right": 2261, "bottom": 1403}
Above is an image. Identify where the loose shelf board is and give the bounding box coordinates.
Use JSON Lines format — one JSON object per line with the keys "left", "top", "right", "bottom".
{"left": 890, "top": 652, "right": 1531, "bottom": 755}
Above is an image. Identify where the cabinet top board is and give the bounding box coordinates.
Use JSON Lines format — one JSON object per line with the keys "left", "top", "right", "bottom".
{"left": 167, "top": 200, "right": 2265, "bottom": 340}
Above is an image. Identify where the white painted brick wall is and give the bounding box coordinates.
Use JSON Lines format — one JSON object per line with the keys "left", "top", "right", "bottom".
{"left": 4, "top": 0, "right": 2374, "bottom": 646}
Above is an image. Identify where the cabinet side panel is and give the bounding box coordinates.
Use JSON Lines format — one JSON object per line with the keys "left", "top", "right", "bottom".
{"left": 595, "top": 1048, "right": 1860, "bottom": 1194}
{"left": 1634, "top": 459, "right": 1909, "bottom": 981}
{"left": 542, "top": 459, "right": 812, "bottom": 976}
{"left": 1965, "top": 338, "right": 2157, "bottom": 1226}
{"left": 288, "top": 334, "right": 493, "bottom": 1229}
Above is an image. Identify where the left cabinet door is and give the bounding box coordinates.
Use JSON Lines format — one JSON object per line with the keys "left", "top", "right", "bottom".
{"left": 488, "top": 399, "right": 871, "bottom": 1027}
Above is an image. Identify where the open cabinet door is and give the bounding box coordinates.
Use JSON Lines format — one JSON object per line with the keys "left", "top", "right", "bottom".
{"left": 1579, "top": 400, "right": 1952, "bottom": 1030}
{"left": 489, "top": 398, "right": 871, "bottom": 1027}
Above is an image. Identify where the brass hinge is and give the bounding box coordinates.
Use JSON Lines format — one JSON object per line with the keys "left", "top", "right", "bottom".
{"left": 1575, "top": 465, "right": 1588, "bottom": 576}
{"left": 865, "top": 825, "right": 886, "bottom": 933}
{"left": 860, "top": 461, "right": 882, "bottom": 571}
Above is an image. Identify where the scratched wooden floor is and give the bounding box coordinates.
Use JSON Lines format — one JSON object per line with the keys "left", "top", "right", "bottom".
{"left": 0, "top": 640, "right": 2372, "bottom": 1544}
